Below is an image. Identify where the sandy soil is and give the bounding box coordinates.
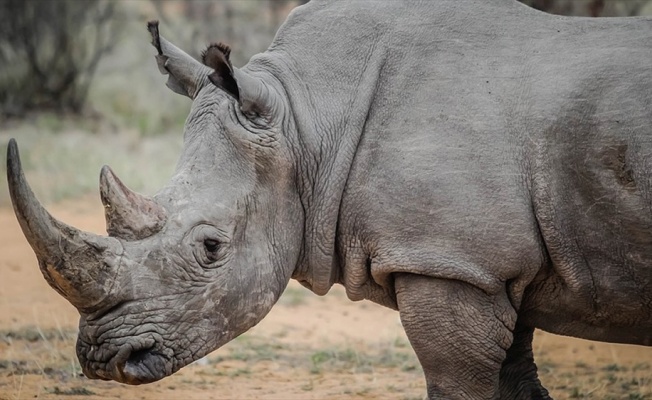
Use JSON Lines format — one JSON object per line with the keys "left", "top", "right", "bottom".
{"left": 1, "top": 198, "right": 651, "bottom": 399}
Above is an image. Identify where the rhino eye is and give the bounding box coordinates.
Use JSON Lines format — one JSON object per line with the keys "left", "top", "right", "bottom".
{"left": 204, "top": 239, "right": 220, "bottom": 258}
{"left": 195, "top": 237, "right": 224, "bottom": 267}
{"left": 189, "top": 225, "right": 228, "bottom": 267}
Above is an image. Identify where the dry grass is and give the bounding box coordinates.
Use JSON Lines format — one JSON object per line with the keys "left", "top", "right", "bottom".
{"left": 1, "top": 287, "right": 651, "bottom": 400}
{"left": 0, "top": 125, "right": 183, "bottom": 207}
{"left": 0, "top": 306, "right": 425, "bottom": 400}
{"left": 533, "top": 329, "right": 652, "bottom": 400}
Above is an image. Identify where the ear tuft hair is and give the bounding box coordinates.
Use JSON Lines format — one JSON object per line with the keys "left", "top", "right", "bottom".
{"left": 201, "top": 43, "right": 240, "bottom": 101}
{"left": 147, "top": 20, "right": 163, "bottom": 56}
{"left": 201, "top": 43, "right": 232, "bottom": 69}
{"left": 216, "top": 43, "right": 231, "bottom": 60}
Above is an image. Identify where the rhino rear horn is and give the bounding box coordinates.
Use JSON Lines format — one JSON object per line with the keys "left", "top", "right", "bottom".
{"left": 147, "top": 20, "right": 211, "bottom": 99}
{"left": 6, "top": 139, "right": 121, "bottom": 311}
{"left": 99, "top": 165, "right": 166, "bottom": 240}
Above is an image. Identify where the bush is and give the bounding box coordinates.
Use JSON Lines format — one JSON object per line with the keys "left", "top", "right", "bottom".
{"left": 0, "top": 0, "right": 120, "bottom": 117}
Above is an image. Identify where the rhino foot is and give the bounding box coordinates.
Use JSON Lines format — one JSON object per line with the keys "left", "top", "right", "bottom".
{"left": 499, "top": 323, "right": 552, "bottom": 400}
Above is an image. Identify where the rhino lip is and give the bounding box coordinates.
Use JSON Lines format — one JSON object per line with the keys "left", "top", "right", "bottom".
{"left": 114, "top": 344, "right": 170, "bottom": 385}
{"left": 80, "top": 340, "right": 170, "bottom": 385}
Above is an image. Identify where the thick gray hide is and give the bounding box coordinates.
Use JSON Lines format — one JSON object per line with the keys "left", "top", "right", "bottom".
{"left": 282, "top": 0, "right": 652, "bottom": 339}
{"left": 7, "top": 0, "right": 652, "bottom": 399}
{"left": 269, "top": 0, "right": 652, "bottom": 397}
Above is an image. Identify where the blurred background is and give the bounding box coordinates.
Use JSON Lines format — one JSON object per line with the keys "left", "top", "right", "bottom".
{"left": 0, "top": 0, "right": 651, "bottom": 206}
{"left": 0, "top": 0, "right": 306, "bottom": 206}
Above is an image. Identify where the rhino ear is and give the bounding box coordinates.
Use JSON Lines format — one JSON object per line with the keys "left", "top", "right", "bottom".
{"left": 201, "top": 43, "right": 272, "bottom": 117}
{"left": 201, "top": 43, "right": 241, "bottom": 101}
{"left": 147, "top": 21, "right": 211, "bottom": 99}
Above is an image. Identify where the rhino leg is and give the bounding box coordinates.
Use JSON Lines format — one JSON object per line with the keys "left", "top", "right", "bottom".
{"left": 499, "top": 323, "right": 552, "bottom": 400}
{"left": 395, "top": 273, "right": 517, "bottom": 400}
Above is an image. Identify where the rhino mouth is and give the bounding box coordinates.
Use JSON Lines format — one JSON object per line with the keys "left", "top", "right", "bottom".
{"left": 80, "top": 339, "right": 173, "bottom": 385}
{"left": 118, "top": 346, "right": 172, "bottom": 384}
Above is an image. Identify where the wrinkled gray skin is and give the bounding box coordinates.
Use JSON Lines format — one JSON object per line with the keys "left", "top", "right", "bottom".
{"left": 6, "top": 0, "right": 652, "bottom": 398}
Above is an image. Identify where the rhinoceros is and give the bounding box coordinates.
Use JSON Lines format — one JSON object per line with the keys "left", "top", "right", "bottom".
{"left": 6, "top": 0, "right": 652, "bottom": 398}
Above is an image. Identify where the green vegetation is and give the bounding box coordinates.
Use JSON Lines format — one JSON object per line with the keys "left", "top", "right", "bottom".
{"left": 0, "top": 128, "right": 183, "bottom": 206}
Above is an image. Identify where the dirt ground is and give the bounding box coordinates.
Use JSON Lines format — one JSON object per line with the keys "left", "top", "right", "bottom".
{"left": 1, "top": 198, "right": 651, "bottom": 400}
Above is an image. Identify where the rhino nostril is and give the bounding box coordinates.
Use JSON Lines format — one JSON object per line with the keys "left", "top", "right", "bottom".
{"left": 127, "top": 347, "right": 153, "bottom": 365}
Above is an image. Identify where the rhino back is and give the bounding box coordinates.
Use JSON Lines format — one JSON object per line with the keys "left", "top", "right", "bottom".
{"left": 336, "top": 0, "right": 550, "bottom": 307}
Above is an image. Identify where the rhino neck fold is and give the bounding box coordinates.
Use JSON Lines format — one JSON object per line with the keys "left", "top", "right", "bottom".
{"left": 253, "top": 2, "right": 389, "bottom": 295}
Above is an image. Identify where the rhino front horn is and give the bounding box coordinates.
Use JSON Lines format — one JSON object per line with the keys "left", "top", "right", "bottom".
{"left": 6, "top": 139, "right": 122, "bottom": 311}
{"left": 99, "top": 165, "right": 166, "bottom": 240}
